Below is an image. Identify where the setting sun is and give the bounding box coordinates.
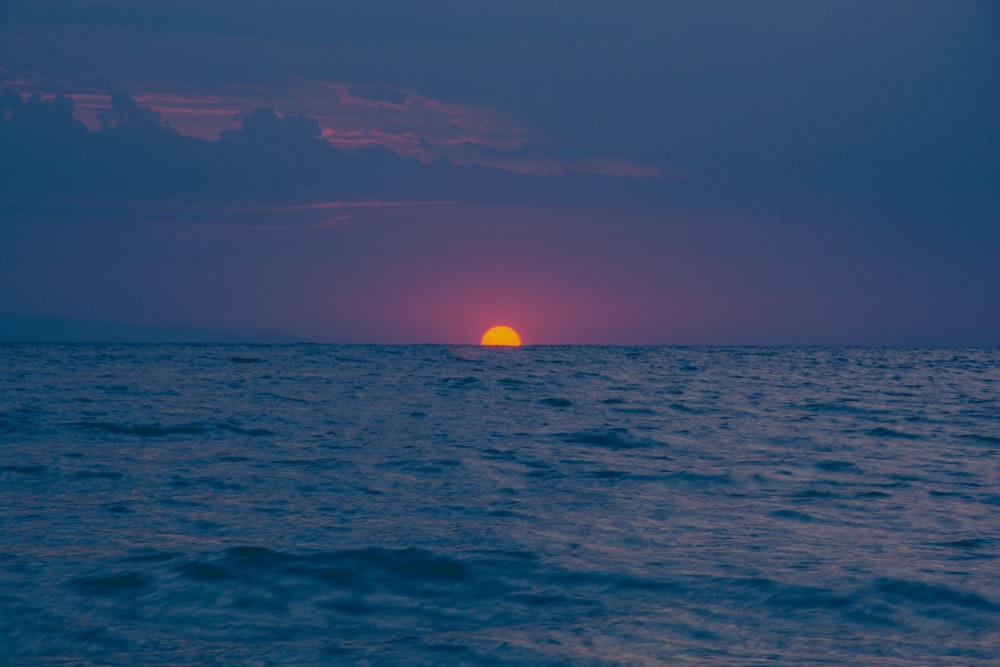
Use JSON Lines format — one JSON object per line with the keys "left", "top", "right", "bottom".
{"left": 480, "top": 325, "right": 522, "bottom": 346}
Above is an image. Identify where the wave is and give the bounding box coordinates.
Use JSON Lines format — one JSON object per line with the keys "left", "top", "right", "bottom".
{"left": 814, "top": 459, "right": 861, "bottom": 473}
{"left": 538, "top": 397, "right": 573, "bottom": 407}
{"left": 68, "top": 546, "right": 1000, "bottom": 625}
{"left": 562, "top": 428, "right": 665, "bottom": 449}
{"left": 1, "top": 464, "right": 46, "bottom": 474}
{"left": 79, "top": 421, "right": 273, "bottom": 437}
{"left": 963, "top": 433, "right": 1000, "bottom": 445}
{"left": 3, "top": 540, "right": 993, "bottom": 666}
{"left": 867, "top": 426, "right": 923, "bottom": 440}
{"left": 229, "top": 356, "right": 265, "bottom": 364}
{"left": 876, "top": 578, "right": 1000, "bottom": 612}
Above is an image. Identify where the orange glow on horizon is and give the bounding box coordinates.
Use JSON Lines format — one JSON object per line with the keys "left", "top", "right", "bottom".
{"left": 480, "top": 325, "right": 522, "bottom": 346}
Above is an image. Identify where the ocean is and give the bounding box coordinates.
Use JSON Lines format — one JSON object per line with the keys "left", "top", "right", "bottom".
{"left": 1, "top": 344, "right": 998, "bottom": 665}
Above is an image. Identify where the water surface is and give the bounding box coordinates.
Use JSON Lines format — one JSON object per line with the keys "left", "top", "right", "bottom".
{"left": 2, "top": 345, "right": 998, "bottom": 665}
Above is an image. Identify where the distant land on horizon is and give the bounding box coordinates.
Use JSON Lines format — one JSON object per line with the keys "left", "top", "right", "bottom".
{"left": 2, "top": 313, "right": 997, "bottom": 347}
{"left": 0, "top": 313, "right": 300, "bottom": 344}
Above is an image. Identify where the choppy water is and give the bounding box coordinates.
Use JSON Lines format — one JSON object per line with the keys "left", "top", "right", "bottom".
{"left": 1, "top": 344, "right": 998, "bottom": 665}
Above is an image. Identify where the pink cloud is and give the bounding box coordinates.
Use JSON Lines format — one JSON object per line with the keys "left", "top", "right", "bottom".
{"left": 7, "top": 78, "right": 677, "bottom": 178}
{"left": 239, "top": 200, "right": 454, "bottom": 212}
{"left": 132, "top": 92, "right": 241, "bottom": 138}
{"left": 326, "top": 83, "right": 415, "bottom": 113}
{"left": 311, "top": 81, "right": 529, "bottom": 161}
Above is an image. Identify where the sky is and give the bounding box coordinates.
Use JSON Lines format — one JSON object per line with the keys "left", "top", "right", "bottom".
{"left": 1, "top": 0, "right": 998, "bottom": 344}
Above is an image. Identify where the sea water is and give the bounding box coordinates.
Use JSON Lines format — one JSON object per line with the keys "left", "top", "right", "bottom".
{"left": 1, "top": 344, "right": 998, "bottom": 666}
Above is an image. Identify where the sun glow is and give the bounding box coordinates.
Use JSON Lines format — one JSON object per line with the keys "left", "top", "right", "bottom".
{"left": 480, "top": 325, "right": 522, "bottom": 346}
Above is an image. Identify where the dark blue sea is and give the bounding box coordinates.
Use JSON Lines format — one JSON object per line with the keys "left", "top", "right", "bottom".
{"left": 2, "top": 345, "right": 998, "bottom": 665}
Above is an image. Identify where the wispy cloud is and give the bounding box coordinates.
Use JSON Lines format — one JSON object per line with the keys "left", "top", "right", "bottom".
{"left": 238, "top": 200, "right": 454, "bottom": 212}
{"left": 215, "top": 216, "right": 355, "bottom": 231}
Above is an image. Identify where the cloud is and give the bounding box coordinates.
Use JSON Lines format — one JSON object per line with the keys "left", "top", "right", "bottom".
{"left": 0, "top": 89, "right": 672, "bottom": 210}
{"left": 240, "top": 200, "right": 454, "bottom": 211}
{"left": 97, "top": 91, "right": 174, "bottom": 133}
{"left": 5, "top": 77, "right": 643, "bottom": 175}
{"left": 334, "top": 83, "right": 414, "bottom": 111}
{"left": 213, "top": 216, "right": 354, "bottom": 232}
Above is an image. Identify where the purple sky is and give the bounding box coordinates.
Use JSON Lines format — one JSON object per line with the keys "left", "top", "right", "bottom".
{"left": 1, "top": 1, "right": 998, "bottom": 344}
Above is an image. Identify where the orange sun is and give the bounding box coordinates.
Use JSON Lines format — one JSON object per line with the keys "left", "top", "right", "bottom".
{"left": 480, "top": 325, "right": 522, "bottom": 346}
